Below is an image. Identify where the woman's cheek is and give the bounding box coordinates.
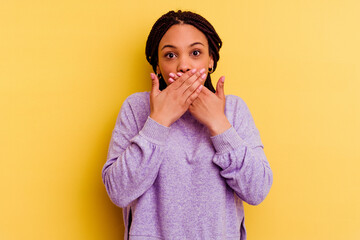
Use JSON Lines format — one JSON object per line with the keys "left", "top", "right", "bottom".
{"left": 162, "top": 74, "right": 172, "bottom": 85}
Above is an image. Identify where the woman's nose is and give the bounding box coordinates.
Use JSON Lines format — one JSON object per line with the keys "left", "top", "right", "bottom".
{"left": 177, "top": 57, "right": 191, "bottom": 73}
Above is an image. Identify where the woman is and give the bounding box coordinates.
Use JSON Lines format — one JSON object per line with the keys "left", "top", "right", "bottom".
{"left": 102, "top": 10, "right": 273, "bottom": 240}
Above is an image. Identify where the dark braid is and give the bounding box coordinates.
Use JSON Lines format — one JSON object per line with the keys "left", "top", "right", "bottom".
{"left": 145, "top": 10, "right": 222, "bottom": 93}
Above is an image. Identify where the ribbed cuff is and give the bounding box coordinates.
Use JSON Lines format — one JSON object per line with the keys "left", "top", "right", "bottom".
{"left": 210, "top": 127, "right": 245, "bottom": 154}
{"left": 139, "top": 117, "right": 170, "bottom": 146}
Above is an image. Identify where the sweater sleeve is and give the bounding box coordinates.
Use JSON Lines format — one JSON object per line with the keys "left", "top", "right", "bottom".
{"left": 102, "top": 94, "right": 170, "bottom": 208}
{"left": 211, "top": 96, "right": 273, "bottom": 205}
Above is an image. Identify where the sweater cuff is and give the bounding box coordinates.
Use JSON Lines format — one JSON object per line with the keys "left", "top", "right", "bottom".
{"left": 210, "top": 126, "right": 245, "bottom": 154}
{"left": 139, "top": 117, "right": 170, "bottom": 146}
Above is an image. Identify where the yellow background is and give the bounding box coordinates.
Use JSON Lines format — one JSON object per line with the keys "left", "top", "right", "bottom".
{"left": 1, "top": 0, "right": 359, "bottom": 239}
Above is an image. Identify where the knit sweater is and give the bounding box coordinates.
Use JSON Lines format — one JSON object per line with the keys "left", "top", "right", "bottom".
{"left": 102, "top": 91, "right": 273, "bottom": 240}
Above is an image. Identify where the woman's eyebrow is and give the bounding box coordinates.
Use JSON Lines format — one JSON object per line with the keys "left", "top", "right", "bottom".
{"left": 190, "top": 42, "right": 204, "bottom": 47}
{"left": 161, "top": 44, "right": 176, "bottom": 50}
{"left": 161, "top": 42, "right": 205, "bottom": 51}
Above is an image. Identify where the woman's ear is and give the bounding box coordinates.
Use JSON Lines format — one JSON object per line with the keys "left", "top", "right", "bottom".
{"left": 209, "top": 56, "right": 214, "bottom": 69}
{"left": 156, "top": 65, "right": 160, "bottom": 75}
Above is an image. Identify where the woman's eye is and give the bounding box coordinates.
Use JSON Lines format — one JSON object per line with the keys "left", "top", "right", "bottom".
{"left": 165, "top": 53, "right": 175, "bottom": 59}
{"left": 192, "top": 50, "right": 201, "bottom": 56}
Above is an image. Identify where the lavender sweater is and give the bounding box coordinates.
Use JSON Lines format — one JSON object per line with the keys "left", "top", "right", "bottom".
{"left": 102, "top": 92, "right": 273, "bottom": 240}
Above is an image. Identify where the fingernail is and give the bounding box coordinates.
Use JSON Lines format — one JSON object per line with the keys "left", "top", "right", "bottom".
{"left": 177, "top": 72, "right": 183, "bottom": 77}
{"left": 169, "top": 78, "right": 174, "bottom": 83}
{"left": 198, "top": 85, "right": 203, "bottom": 91}
{"left": 169, "top": 73, "right": 175, "bottom": 78}
{"left": 150, "top": 73, "right": 155, "bottom": 80}
{"left": 221, "top": 76, "right": 225, "bottom": 83}
{"left": 191, "top": 69, "right": 197, "bottom": 74}
{"left": 201, "top": 73, "right": 206, "bottom": 79}
{"left": 200, "top": 68, "right": 206, "bottom": 74}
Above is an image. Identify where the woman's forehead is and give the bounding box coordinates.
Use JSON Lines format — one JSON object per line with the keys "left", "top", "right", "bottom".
{"left": 159, "top": 24, "right": 208, "bottom": 49}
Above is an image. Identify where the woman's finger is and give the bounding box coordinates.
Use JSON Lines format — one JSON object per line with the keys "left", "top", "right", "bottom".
{"left": 169, "top": 68, "right": 197, "bottom": 89}
{"left": 169, "top": 72, "right": 179, "bottom": 81}
{"left": 215, "top": 76, "right": 225, "bottom": 99}
{"left": 168, "top": 72, "right": 179, "bottom": 83}
{"left": 183, "top": 71, "right": 207, "bottom": 100}
{"left": 186, "top": 85, "right": 203, "bottom": 106}
{"left": 150, "top": 73, "right": 160, "bottom": 96}
{"left": 178, "top": 68, "right": 205, "bottom": 93}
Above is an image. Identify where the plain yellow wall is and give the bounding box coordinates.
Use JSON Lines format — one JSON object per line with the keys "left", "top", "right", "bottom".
{"left": 1, "top": 0, "right": 359, "bottom": 239}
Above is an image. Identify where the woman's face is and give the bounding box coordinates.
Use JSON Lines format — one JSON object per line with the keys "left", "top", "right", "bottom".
{"left": 157, "top": 24, "right": 214, "bottom": 85}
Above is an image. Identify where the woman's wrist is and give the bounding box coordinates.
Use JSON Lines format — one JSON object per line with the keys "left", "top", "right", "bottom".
{"left": 149, "top": 113, "right": 172, "bottom": 127}
{"left": 208, "top": 116, "right": 231, "bottom": 136}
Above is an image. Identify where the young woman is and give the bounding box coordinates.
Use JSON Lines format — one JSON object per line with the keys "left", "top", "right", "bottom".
{"left": 102, "top": 10, "right": 273, "bottom": 240}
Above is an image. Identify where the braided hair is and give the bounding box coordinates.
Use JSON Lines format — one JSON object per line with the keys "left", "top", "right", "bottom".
{"left": 145, "top": 10, "right": 222, "bottom": 93}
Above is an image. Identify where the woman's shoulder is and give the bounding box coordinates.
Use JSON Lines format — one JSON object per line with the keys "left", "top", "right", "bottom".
{"left": 224, "top": 94, "right": 255, "bottom": 126}
{"left": 225, "top": 94, "right": 247, "bottom": 110}
{"left": 119, "top": 91, "right": 151, "bottom": 116}
{"left": 122, "top": 91, "right": 150, "bottom": 109}
{"left": 116, "top": 92, "right": 150, "bottom": 126}
{"left": 125, "top": 91, "right": 150, "bottom": 103}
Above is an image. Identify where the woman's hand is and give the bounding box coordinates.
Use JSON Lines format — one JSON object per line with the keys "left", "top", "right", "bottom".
{"left": 189, "top": 76, "right": 231, "bottom": 136}
{"left": 149, "top": 68, "right": 206, "bottom": 127}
